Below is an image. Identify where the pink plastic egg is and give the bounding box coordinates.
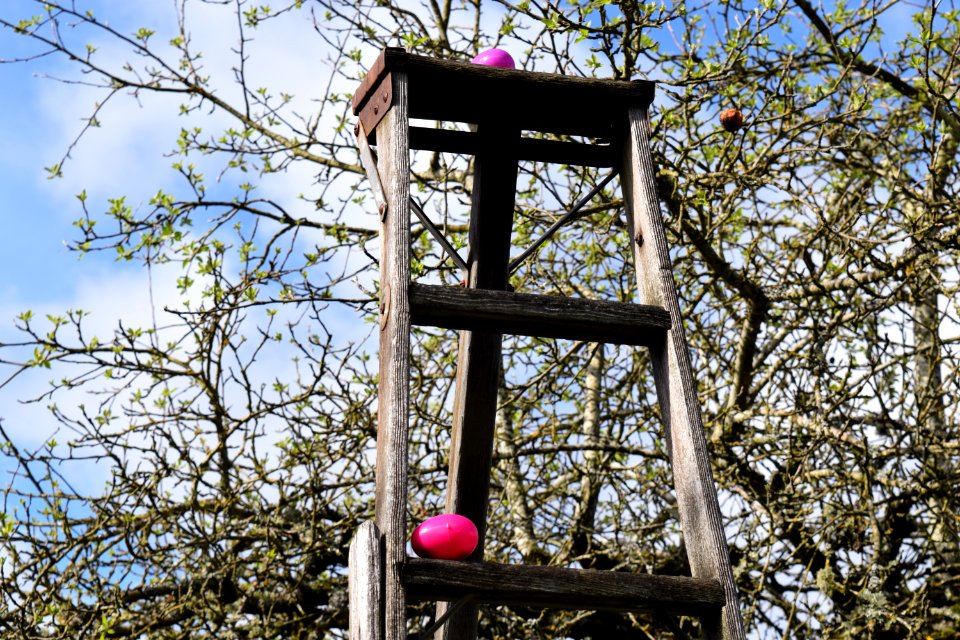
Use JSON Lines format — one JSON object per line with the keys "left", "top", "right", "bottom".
{"left": 470, "top": 48, "right": 515, "bottom": 69}
{"left": 410, "top": 514, "right": 479, "bottom": 560}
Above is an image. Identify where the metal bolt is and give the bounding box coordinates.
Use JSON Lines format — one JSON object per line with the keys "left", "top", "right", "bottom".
{"left": 378, "top": 202, "right": 388, "bottom": 219}
{"left": 373, "top": 105, "right": 379, "bottom": 115}
{"left": 382, "top": 90, "right": 389, "bottom": 103}
{"left": 353, "top": 122, "right": 360, "bottom": 136}
{"left": 634, "top": 232, "right": 644, "bottom": 247}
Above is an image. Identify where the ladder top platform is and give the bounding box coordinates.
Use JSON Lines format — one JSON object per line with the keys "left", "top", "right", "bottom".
{"left": 352, "top": 47, "right": 655, "bottom": 139}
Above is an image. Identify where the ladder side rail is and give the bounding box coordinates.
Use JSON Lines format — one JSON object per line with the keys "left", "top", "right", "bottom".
{"left": 621, "top": 106, "right": 747, "bottom": 640}
{"left": 436, "top": 122, "right": 521, "bottom": 640}
{"left": 350, "top": 521, "right": 384, "bottom": 640}
{"left": 373, "top": 72, "right": 412, "bottom": 640}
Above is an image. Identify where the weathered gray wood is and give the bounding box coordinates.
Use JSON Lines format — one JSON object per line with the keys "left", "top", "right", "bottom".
{"left": 373, "top": 72, "right": 411, "bottom": 640}
{"left": 409, "top": 283, "right": 669, "bottom": 346}
{"left": 621, "top": 107, "right": 747, "bottom": 640}
{"left": 404, "top": 559, "right": 724, "bottom": 615}
{"left": 353, "top": 48, "right": 654, "bottom": 139}
{"left": 408, "top": 126, "right": 616, "bottom": 167}
{"left": 349, "top": 521, "right": 383, "bottom": 640}
{"left": 356, "top": 122, "right": 387, "bottom": 213}
{"left": 355, "top": 47, "right": 744, "bottom": 640}
{"left": 437, "top": 122, "right": 520, "bottom": 640}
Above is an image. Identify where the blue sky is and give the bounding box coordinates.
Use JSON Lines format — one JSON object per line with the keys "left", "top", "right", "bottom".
{"left": 0, "top": 4, "right": 179, "bottom": 297}
{"left": 0, "top": 2, "right": 367, "bottom": 494}
{"left": 0, "top": 0, "right": 922, "bottom": 333}
{"left": 0, "top": 0, "right": 938, "bottom": 491}
{"left": 2, "top": 6, "right": 954, "bottom": 637}
{"left": 0, "top": 50, "right": 86, "bottom": 301}
{"left": 0, "top": 0, "right": 542, "bottom": 505}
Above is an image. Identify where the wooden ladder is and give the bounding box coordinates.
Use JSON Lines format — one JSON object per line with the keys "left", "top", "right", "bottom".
{"left": 348, "top": 48, "right": 746, "bottom": 640}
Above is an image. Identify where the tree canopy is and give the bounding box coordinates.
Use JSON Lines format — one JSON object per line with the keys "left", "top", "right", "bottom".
{"left": 1, "top": 0, "right": 959, "bottom": 638}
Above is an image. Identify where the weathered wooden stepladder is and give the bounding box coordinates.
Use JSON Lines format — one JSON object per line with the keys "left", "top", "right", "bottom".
{"left": 348, "top": 48, "right": 746, "bottom": 640}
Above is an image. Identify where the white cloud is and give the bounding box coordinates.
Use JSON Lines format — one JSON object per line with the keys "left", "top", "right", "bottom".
{"left": 0, "top": 261, "right": 176, "bottom": 493}
{"left": 1, "top": 3, "right": 391, "bottom": 498}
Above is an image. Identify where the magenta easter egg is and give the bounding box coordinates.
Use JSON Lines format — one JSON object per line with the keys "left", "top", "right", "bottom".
{"left": 470, "top": 48, "right": 515, "bottom": 69}
{"left": 410, "top": 514, "right": 479, "bottom": 560}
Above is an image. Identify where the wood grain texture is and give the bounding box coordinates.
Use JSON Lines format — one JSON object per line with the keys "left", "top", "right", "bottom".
{"left": 349, "top": 521, "right": 383, "bottom": 640}
{"left": 353, "top": 48, "right": 654, "bottom": 139}
{"left": 355, "top": 48, "right": 744, "bottom": 640}
{"left": 621, "top": 107, "right": 746, "bottom": 640}
{"left": 437, "top": 122, "right": 520, "bottom": 640}
{"left": 404, "top": 559, "right": 724, "bottom": 615}
{"left": 373, "top": 73, "right": 411, "bottom": 640}
{"left": 409, "top": 283, "right": 669, "bottom": 346}
{"left": 355, "top": 122, "right": 386, "bottom": 213}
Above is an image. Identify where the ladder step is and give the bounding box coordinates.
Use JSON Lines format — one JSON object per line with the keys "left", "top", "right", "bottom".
{"left": 409, "top": 283, "right": 670, "bottom": 347}
{"left": 409, "top": 126, "right": 616, "bottom": 167}
{"left": 403, "top": 559, "right": 724, "bottom": 616}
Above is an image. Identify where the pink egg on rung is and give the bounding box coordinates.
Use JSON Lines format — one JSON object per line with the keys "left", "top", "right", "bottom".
{"left": 410, "top": 514, "right": 479, "bottom": 560}
{"left": 470, "top": 48, "right": 515, "bottom": 69}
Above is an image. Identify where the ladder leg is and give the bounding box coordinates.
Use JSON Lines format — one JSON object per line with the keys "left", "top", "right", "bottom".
{"left": 350, "top": 521, "right": 384, "bottom": 640}
{"left": 354, "top": 48, "right": 743, "bottom": 638}
{"left": 621, "top": 107, "right": 747, "bottom": 640}
{"left": 436, "top": 123, "right": 520, "bottom": 640}
{"left": 373, "top": 72, "right": 412, "bottom": 640}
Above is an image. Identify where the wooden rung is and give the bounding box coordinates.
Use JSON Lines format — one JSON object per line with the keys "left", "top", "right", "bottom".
{"left": 409, "top": 283, "right": 669, "bottom": 347}
{"left": 408, "top": 127, "right": 616, "bottom": 168}
{"left": 402, "top": 559, "right": 724, "bottom": 616}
